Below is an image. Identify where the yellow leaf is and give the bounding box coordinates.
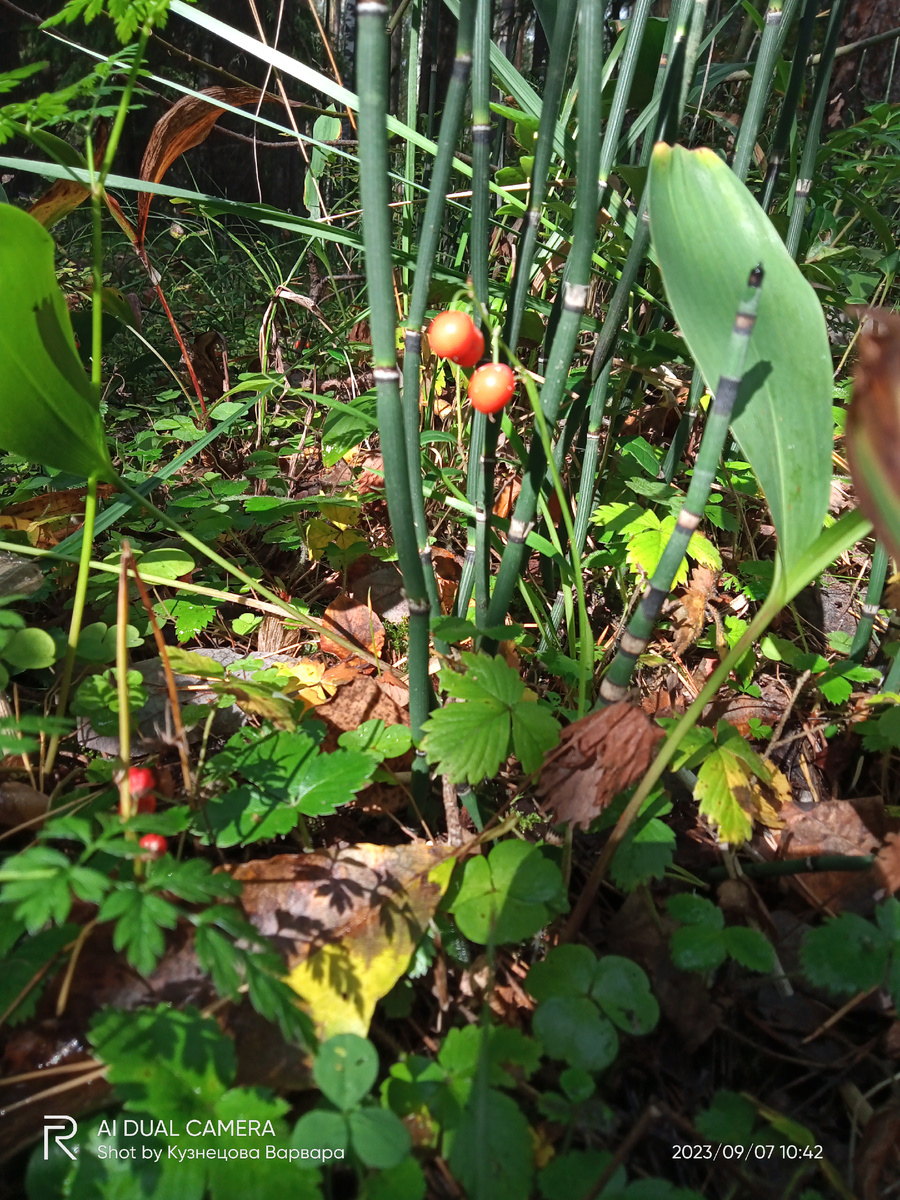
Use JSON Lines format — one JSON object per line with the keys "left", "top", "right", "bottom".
{"left": 234, "top": 844, "right": 454, "bottom": 1041}
{"left": 305, "top": 518, "right": 364, "bottom": 561}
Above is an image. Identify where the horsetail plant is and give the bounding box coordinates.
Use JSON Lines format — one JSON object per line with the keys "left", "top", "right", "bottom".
{"left": 760, "top": 0, "right": 818, "bottom": 212}
{"left": 356, "top": 0, "right": 432, "bottom": 785}
{"left": 784, "top": 0, "right": 848, "bottom": 259}
{"left": 730, "top": 0, "right": 800, "bottom": 186}
{"left": 479, "top": 0, "right": 607, "bottom": 660}
{"left": 468, "top": 0, "right": 498, "bottom": 629}
{"left": 401, "top": 0, "right": 476, "bottom": 628}
{"left": 597, "top": 266, "right": 764, "bottom": 707}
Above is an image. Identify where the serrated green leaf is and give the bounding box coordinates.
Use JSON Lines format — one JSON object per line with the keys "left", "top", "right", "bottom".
{"left": 0, "top": 923, "right": 78, "bottom": 1025}
{"left": 800, "top": 914, "right": 890, "bottom": 996}
{"left": 511, "top": 696, "right": 561, "bottom": 775}
{"left": 89, "top": 1005, "right": 235, "bottom": 1116}
{"left": 667, "top": 893, "right": 724, "bottom": 929}
{"left": 722, "top": 926, "right": 775, "bottom": 973}
{"left": 670, "top": 925, "right": 728, "bottom": 973}
{"left": 423, "top": 653, "right": 559, "bottom": 783}
{"left": 694, "top": 744, "right": 756, "bottom": 845}
{"left": 420, "top": 700, "right": 511, "bottom": 785}
{"left": 98, "top": 885, "right": 179, "bottom": 975}
{"left": 695, "top": 1090, "right": 757, "bottom": 1146}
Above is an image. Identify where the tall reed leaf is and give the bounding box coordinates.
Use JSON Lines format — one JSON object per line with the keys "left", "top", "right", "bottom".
{"left": 0, "top": 204, "right": 113, "bottom": 480}
{"left": 647, "top": 143, "right": 832, "bottom": 569}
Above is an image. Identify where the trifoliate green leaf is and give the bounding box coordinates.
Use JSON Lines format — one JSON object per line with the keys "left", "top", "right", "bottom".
{"left": 421, "top": 653, "right": 560, "bottom": 783}
{"left": 450, "top": 840, "right": 565, "bottom": 945}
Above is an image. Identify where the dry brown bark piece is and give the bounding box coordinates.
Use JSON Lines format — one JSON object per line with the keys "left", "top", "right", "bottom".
{"left": 535, "top": 701, "right": 664, "bottom": 830}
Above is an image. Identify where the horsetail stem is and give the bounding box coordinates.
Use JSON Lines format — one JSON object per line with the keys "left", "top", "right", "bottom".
{"left": 731, "top": 0, "right": 800, "bottom": 184}
{"left": 849, "top": 539, "right": 888, "bottom": 664}
{"left": 402, "top": 0, "right": 476, "bottom": 631}
{"left": 596, "top": 266, "right": 764, "bottom": 708}
{"left": 356, "top": 0, "right": 431, "bottom": 764}
{"left": 784, "top": 0, "right": 847, "bottom": 259}
{"left": 482, "top": 0, "right": 605, "bottom": 648}
{"left": 760, "top": 0, "right": 818, "bottom": 212}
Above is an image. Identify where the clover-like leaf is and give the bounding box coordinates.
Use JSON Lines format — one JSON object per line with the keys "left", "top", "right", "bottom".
{"left": 450, "top": 840, "right": 565, "bottom": 945}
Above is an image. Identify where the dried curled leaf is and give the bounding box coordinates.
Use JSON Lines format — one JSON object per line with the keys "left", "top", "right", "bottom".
{"left": 535, "top": 702, "right": 664, "bottom": 830}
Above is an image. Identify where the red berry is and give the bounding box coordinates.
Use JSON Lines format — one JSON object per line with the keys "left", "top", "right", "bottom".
{"left": 139, "top": 834, "right": 167, "bottom": 856}
{"left": 124, "top": 767, "right": 157, "bottom": 814}
{"left": 427, "top": 311, "right": 482, "bottom": 366}
{"left": 468, "top": 363, "right": 516, "bottom": 414}
{"left": 451, "top": 325, "right": 484, "bottom": 368}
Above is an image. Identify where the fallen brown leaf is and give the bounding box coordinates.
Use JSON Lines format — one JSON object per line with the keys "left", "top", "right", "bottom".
{"left": 320, "top": 593, "right": 385, "bottom": 660}
{"left": 535, "top": 702, "right": 664, "bottom": 830}
{"left": 232, "top": 844, "right": 452, "bottom": 1038}
{"left": 670, "top": 564, "right": 719, "bottom": 655}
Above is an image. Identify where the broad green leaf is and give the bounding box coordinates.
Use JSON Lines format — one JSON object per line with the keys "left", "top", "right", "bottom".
{"left": 0, "top": 204, "right": 113, "bottom": 479}
{"left": 450, "top": 840, "right": 565, "bottom": 945}
{"left": 590, "top": 956, "right": 659, "bottom": 1035}
{"left": 532, "top": 996, "right": 619, "bottom": 1072}
{"left": 347, "top": 1107, "right": 410, "bottom": 1169}
{"left": 2, "top": 627, "right": 57, "bottom": 670}
{"left": 670, "top": 925, "right": 728, "bottom": 973}
{"left": 448, "top": 1088, "right": 534, "bottom": 1200}
{"left": 722, "top": 926, "right": 775, "bottom": 973}
{"left": 647, "top": 144, "right": 832, "bottom": 569}
{"left": 314, "top": 1034, "right": 378, "bottom": 1111}
{"left": 527, "top": 944, "right": 598, "bottom": 1002}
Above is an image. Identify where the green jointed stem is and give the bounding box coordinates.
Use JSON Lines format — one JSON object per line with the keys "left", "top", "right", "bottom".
{"left": 597, "top": 266, "right": 764, "bottom": 708}
{"left": 502, "top": 0, "right": 578, "bottom": 355}
{"left": 598, "top": 0, "right": 653, "bottom": 192}
{"left": 785, "top": 0, "right": 847, "bottom": 259}
{"left": 731, "top": 0, "right": 800, "bottom": 183}
{"left": 761, "top": 0, "right": 818, "bottom": 211}
{"left": 356, "top": 1, "right": 431, "bottom": 756}
{"left": 541, "top": 359, "right": 614, "bottom": 651}
{"left": 483, "top": 0, "right": 605, "bottom": 646}
{"left": 850, "top": 538, "right": 888, "bottom": 663}
{"left": 469, "top": 0, "right": 494, "bottom": 628}
{"left": 402, "top": 0, "right": 476, "bottom": 623}
{"left": 44, "top": 473, "right": 99, "bottom": 776}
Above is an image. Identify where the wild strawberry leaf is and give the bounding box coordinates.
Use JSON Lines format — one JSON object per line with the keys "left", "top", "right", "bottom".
{"left": 422, "top": 653, "right": 560, "bottom": 783}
